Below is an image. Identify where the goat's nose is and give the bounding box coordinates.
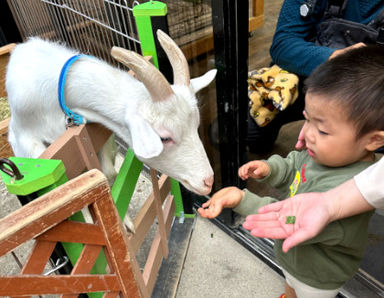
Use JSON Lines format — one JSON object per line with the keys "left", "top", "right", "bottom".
{"left": 204, "top": 176, "right": 214, "bottom": 188}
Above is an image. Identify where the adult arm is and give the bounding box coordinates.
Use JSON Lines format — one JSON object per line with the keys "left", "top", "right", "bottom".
{"left": 354, "top": 156, "right": 384, "bottom": 209}
{"left": 270, "top": 0, "right": 334, "bottom": 77}
{"left": 243, "top": 178, "right": 375, "bottom": 253}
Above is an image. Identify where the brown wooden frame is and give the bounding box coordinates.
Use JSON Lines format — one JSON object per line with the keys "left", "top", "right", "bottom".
{"left": 0, "top": 43, "right": 15, "bottom": 158}
{"left": 0, "top": 148, "right": 175, "bottom": 298}
{"left": 37, "top": 123, "right": 174, "bottom": 297}
{"left": 0, "top": 169, "right": 175, "bottom": 297}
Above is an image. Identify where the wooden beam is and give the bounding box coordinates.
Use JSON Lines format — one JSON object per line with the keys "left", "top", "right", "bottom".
{"left": 0, "top": 170, "right": 108, "bottom": 256}
{"left": 0, "top": 118, "right": 13, "bottom": 158}
{"left": 0, "top": 43, "right": 16, "bottom": 98}
{"left": 37, "top": 221, "right": 105, "bottom": 245}
{"left": 0, "top": 275, "right": 120, "bottom": 296}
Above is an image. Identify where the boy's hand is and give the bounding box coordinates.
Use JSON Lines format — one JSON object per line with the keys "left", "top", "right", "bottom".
{"left": 197, "top": 187, "right": 244, "bottom": 219}
{"left": 238, "top": 160, "right": 270, "bottom": 180}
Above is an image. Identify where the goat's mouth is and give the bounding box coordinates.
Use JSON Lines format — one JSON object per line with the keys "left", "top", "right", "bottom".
{"left": 181, "top": 180, "right": 212, "bottom": 196}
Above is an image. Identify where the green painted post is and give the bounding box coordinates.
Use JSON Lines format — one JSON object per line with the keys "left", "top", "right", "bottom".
{"left": 111, "top": 149, "right": 143, "bottom": 218}
{"left": 132, "top": 0, "right": 167, "bottom": 68}
{"left": 0, "top": 157, "right": 67, "bottom": 196}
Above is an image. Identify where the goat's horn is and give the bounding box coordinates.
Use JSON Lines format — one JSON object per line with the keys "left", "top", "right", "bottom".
{"left": 157, "top": 29, "right": 190, "bottom": 86}
{"left": 111, "top": 47, "right": 174, "bottom": 102}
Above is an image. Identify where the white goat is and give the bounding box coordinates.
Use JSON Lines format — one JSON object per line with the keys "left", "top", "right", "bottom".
{"left": 6, "top": 30, "right": 216, "bottom": 196}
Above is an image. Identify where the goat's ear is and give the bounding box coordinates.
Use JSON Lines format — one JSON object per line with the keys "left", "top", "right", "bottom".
{"left": 125, "top": 114, "right": 164, "bottom": 159}
{"left": 190, "top": 69, "right": 217, "bottom": 93}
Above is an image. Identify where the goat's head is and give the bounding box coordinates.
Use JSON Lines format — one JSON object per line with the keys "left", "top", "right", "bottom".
{"left": 111, "top": 30, "right": 216, "bottom": 195}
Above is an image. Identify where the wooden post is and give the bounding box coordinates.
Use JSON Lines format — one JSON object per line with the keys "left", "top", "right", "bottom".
{"left": 150, "top": 168, "right": 169, "bottom": 258}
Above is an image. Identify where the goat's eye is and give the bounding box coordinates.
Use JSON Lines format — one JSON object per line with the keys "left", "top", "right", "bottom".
{"left": 160, "top": 137, "right": 172, "bottom": 143}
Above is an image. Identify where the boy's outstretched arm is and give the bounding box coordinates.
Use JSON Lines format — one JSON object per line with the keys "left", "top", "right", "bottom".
{"left": 198, "top": 187, "right": 244, "bottom": 219}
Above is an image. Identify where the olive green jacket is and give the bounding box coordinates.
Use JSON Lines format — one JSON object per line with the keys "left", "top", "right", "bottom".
{"left": 234, "top": 151, "right": 375, "bottom": 289}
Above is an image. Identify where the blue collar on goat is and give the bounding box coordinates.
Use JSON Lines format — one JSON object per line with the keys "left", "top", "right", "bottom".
{"left": 58, "top": 54, "right": 93, "bottom": 126}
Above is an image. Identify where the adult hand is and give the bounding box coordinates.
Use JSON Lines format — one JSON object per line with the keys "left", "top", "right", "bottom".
{"left": 242, "top": 192, "right": 331, "bottom": 252}
{"left": 295, "top": 125, "right": 306, "bottom": 150}
{"left": 198, "top": 187, "right": 244, "bottom": 219}
{"left": 242, "top": 179, "right": 375, "bottom": 252}
{"left": 238, "top": 160, "right": 270, "bottom": 180}
{"left": 329, "top": 42, "right": 366, "bottom": 60}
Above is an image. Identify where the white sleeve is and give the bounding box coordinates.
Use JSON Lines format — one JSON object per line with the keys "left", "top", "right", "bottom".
{"left": 354, "top": 157, "right": 384, "bottom": 209}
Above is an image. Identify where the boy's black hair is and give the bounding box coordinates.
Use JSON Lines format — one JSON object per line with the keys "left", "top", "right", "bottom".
{"left": 304, "top": 45, "right": 384, "bottom": 138}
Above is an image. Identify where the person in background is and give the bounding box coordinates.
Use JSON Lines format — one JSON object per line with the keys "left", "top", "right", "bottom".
{"left": 199, "top": 46, "right": 384, "bottom": 298}
{"left": 248, "top": 0, "right": 384, "bottom": 153}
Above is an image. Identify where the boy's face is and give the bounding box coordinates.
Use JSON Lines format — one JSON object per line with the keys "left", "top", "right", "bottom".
{"left": 303, "top": 93, "right": 374, "bottom": 167}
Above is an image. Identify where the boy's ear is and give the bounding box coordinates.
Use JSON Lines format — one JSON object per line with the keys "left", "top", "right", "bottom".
{"left": 365, "top": 131, "right": 384, "bottom": 151}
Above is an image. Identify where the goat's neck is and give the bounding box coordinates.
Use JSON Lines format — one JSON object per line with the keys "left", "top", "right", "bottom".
{"left": 65, "top": 60, "right": 150, "bottom": 137}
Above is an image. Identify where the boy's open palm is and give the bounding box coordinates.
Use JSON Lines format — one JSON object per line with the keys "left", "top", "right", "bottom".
{"left": 238, "top": 160, "right": 270, "bottom": 180}
{"left": 197, "top": 187, "right": 244, "bottom": 219}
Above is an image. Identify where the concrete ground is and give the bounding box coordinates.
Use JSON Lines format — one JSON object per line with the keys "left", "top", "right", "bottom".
{"left": 175, "top": 216, "right": 285, "bottom": 298}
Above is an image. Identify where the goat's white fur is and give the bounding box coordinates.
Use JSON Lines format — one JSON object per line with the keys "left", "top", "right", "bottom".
{"left": 6, "top": 30, "right": 216, "bottom": 197}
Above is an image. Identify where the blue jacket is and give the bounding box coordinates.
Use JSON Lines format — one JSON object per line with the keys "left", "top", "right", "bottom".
{"left": 270, "top": 0, "right": 384, "bottom": 77}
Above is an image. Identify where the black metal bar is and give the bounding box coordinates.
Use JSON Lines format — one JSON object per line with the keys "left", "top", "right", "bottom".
{"left": 211, "top": 0, "right": 248, "bottom": 189}
{"left": 152, "top": 15, "right": 173, "bottom": 83}
{"left": 211, "top": 0, "right": 248, "bottom": 224}
{"left": 0, "top": 1, "right": 22, "bottom": 45}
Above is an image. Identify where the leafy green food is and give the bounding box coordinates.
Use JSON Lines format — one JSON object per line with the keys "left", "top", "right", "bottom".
{"left": 286, "top": 216, "right": 296, "bottom": 224}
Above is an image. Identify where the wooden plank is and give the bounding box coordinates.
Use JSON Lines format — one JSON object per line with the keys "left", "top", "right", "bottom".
{"left": 40, "top": 125, "right": 104, "bottom": 179}
{"left": 37, "top": 221, "right": 105, "bottom": 245}
{"left": 102, "top": 292, "right": 120, "bottom": 298}
{"left": 249, "top": 15, "right": 265, "bottom": 32}
{"left": 75, "top": 125, "right": 102, "bottom": 171}
{"left": 129, "top": 175, "right": 171, "bottom": 253}
{"left": 0, "top": 117, "right": 13, "bottom": 158}
{"left": 61, "top": 244, "right": 104, "bottom": 298}
{"left": 180, "top": 1, "right": 264, "bottom": 60}
{"left": 150, "top": 169, "right": 168, "bottom": 258}
{"left": 0, "top": 170, "right": 108, "bottom": 256}
{"left": 70, "top": 244, "right": 103, "bottom": 274}
{"left": 253, "top": 0, "right": 264, "bottom": 18}
{"left": 93, "top": 190, "right": 142, "bottom": 298}
{"left": 21, "top": 240, "right": 56, "bottom": 274}
{"left": 0, "top": 43, "right": 16, "bottom": 56}
{"left": 39, "top": 126, "right": 87, "bottom": 179}
{"left": 142, "top": 195, "right": 175, "bottom": 294}
{"left": 0, "top": 275, "right": 120, "bottom": 296}
{"left": 181, "top": 34, "right": 214, "bottom": 61}
{"left": 0, "top": 43, "right": 16, "bottom": 98}
{"left": 86, "top": 123, "right": 113, "bottom": 154}
{"left": 249, "top": 0, "right": 264, "bottom": 31}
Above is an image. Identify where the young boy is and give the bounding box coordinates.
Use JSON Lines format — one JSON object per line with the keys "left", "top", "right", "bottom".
{"left": 198, "top": 45, "right": 384, "bottom": 298}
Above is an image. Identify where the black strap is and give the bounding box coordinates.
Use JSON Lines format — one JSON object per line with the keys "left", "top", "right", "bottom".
{"left": 368, "top": 5, "right": 384, "bottom": 28}
{"left": 325, "top": 0, "right": 348, "bottom": 18}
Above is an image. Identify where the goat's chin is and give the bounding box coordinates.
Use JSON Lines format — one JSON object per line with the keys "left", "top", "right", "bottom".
{"left": 181, "top": 181, "right": 212, "bottom": 196}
